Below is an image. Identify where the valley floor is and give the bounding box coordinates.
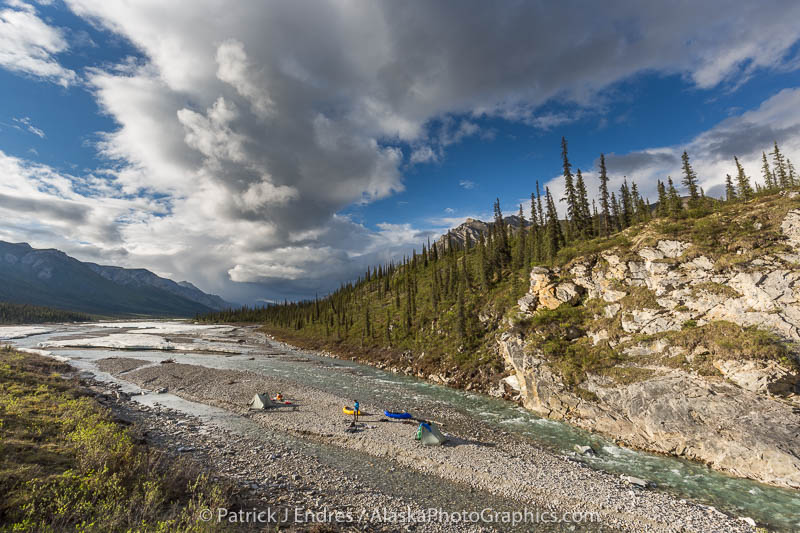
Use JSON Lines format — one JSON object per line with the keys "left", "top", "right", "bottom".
{"left": 93, "top": 351, "right": 753, "bottom": 532}
{"left": 3, "top": 322, "right": 778, "bottom": 532}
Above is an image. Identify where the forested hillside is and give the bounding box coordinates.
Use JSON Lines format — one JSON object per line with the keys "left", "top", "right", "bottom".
{"left": 200, "top": 139, "right": 799, "bottom": 388}
{"left": 0, "top": 302, "right": 93, "bottom": 324}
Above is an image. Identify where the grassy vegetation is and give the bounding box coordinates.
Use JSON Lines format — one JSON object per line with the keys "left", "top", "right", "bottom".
{"left": 0, "top": 347, "right": 234, "bottom": 532}
{"left": 598, "top": 366, "right": 656, "bottom": 386}
{"left": 555, "top": 234, "right": 632, "bottom": 266}
{"left": 663, "top": 320, "right": 797, "bottom": 372}
{"left": 619, "top": 286, "right": 662, "bottom": 310}
{"left": 0, "top": 302, "right": 94, "bottom": 325}
{"left": 647, "top": 193, "right": 800, "bottom": 265}
{"left": 608, "top": 320, "right": 797, "bottom": 378}
{"left": 690, "top": 282, "right": 742, "bottom": 299}
{"left": 524, "top": 305, "right": 623, "bottom": 388}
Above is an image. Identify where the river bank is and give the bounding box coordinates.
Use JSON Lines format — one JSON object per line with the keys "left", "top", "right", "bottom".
{"left": 96, "top": 354, "right": 754, "bottom": 532}
{"left": 84, "top": 375, "right": 472, "bottom": 532}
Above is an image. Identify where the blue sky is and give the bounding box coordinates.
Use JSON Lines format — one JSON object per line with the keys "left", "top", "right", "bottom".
{"left": 2, "top": 1, "right": 800, "bottom": 303}
{"left": 355, "top": 68, "right": 800, "bottom": 228}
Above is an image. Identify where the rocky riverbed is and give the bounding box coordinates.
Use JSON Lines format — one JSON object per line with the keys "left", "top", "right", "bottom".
{"left": 91, "top": 355, "right": 754, "bottom": 532}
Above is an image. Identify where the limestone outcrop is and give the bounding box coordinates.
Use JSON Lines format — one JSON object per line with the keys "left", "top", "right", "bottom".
{"left": 501, "top": 209, "right": 800, "bottom": 489}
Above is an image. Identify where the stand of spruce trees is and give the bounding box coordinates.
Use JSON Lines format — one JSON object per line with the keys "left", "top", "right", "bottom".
{"left": 0, "top": 302, "right": 93, "bottom": 324}
{"left": 200, "top": 140, "right": 798, "bottom": 362}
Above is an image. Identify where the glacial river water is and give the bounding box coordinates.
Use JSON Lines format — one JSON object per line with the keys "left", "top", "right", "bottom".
{"left": 7, "top": 322, "right": 800, "bottom": 532}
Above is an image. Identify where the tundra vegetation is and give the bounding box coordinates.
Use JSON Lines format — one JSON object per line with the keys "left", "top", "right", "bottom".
{"left": 0, "top": 347, "right": 234, "bottom": 532}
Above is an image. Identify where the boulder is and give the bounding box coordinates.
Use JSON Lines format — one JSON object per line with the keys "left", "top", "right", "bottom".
{"left": 518, "top": 268, "right": 583, "bottom": 311}
{"left": 501, "top": 374, "right": 521, "bottom": 392}
{"left": 738, "top": 517, "right": 757, "bottom": 527}
{"left": 656, "top": 240, "right": 689, "bottom": 258}
{"left": 517, "top": 293, "right": 538, "bottom": 314}
{"left": 714, "top": 359, "right": 799, "bottom": 395}
{"left": 529, "top": 267, "right": 554, "bottom": 292}
{"left": 574, "top": 445, "right": 595, "bottom": 456}
{"left": 602, "top": 289, "right": 627, "bottom": 303}
{"left": 621, "top": 475, "right": 649, "bottom": 489}
{"left": 554, "top": 282, "right": 582, "bottom": 306}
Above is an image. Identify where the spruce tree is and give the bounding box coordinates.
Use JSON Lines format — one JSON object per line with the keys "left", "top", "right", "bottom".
{"left": 725, "top": 174, "right": 737, "bottom": 202}
{"left": 734, "top": 156, "right": 752, "bottom": 200}
{"left": 535, "top": 182, "right": 545, "bottom": 261}
{"left": 478, "top": 233, "right": 489, "bottom": 288}
{"left": 561, "top": 137, "right": 578, "bottom": 236}
{"left": 619, "top": 178, "right": 633, "bottom": 228}
{"left": 591, "top": 198, "right": 600, "bottom": 236}
{"left": 787, "top": 158, "right": 797, "bottom": 187}
{"left": 461, "top": 245, "right": 471, "bottom": 287}
{"left": 656, "top": 180, "right": 668, "bottom": 217}
{"left": 598, "top": 153, "right": 611, "bottom": 236}
{"left": 385, "top": 309, "right": 391, "bottom": 345}
{"left": 529, "top": 192, "right": 539, "bottom": 265}
{"left": 762, "top": 152, "right": 775, "bottom": 190}
{"left": 514, "top": 204, "right": 526, "bottom": 270}
{"left": 667, "top": 177, "right": 683, "bottom": 217}
{"left": 456, "top": 276, "right": 466, "bottom": 342}
{"left": 681, "top": 151, "right": 700, "bottom": 205}
{"left": 630, "top": 181, "right": 643, "bottom": 223}
{"left": 493, "top": 198, "right": 511, "bottom": 268}
{"left": 772, "top": 141, "right": 790, "bottom": 189}
{"left": 632, "top": 182, "right": 648, "bottom": 222}
{"left": 610, "top": 191, "right": 621, "bottom": 231}
{"left": 575, "top": 169, "right": 592, "bottom": 236}
{"left": 544, "top": 187, "right": 564, "bottom": 261}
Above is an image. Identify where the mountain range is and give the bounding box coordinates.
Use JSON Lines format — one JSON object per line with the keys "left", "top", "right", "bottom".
{"left": 0, "top": 241, "right": 233, "bottom": 317}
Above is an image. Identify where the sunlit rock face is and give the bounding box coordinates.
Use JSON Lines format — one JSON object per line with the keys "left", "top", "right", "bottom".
{"left": 502, "top": 209, "right": 800, "bottom": 490}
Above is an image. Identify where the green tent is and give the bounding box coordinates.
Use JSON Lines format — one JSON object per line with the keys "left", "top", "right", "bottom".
{"left": 248, "top": 393, "right": 272, "bottom": 410}
{"left": 415, "top": 422, "right": 447, "bottom": 446}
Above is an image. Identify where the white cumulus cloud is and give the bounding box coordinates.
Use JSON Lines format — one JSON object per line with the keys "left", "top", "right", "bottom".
{"left": 0, "top": 2, "right": 77, "bottom": 86}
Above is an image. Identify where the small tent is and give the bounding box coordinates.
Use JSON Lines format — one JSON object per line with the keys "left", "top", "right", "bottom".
{"left": 415, "top": 422, "right": 447, "bottom": 446}
{"left": 248, "top": 393, "right": 272, "bottom": 410}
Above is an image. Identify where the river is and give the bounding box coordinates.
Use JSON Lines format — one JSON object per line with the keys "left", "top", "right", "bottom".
{"left": 5, "top": 321, "right": 800, "bottom": 532}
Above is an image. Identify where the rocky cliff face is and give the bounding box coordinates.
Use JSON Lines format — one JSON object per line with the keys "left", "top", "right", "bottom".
{"left": 499, "top": 208, "right": 800, "bottom": 489}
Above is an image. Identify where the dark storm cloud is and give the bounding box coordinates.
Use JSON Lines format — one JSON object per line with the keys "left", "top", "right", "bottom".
{"left": 601, "top": 152, "right": 681, "bottom": 177}
{"left": 4, "top": 0, "right": 800, "bottom": 301}
{"left": 0, "top": 193, "right": 89, "bottom": 222}
{"left": 703, "top": 122, "right": 800, "bottom": 160}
